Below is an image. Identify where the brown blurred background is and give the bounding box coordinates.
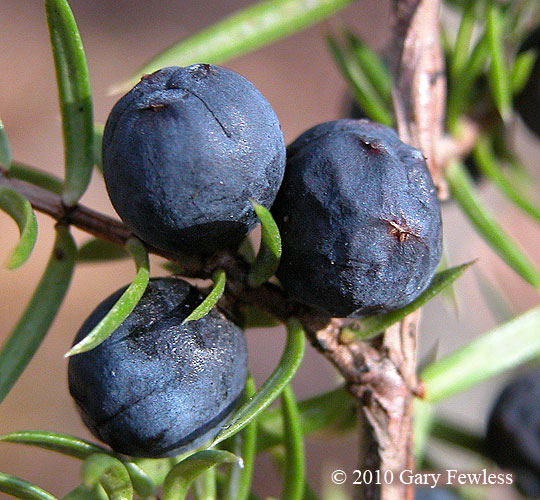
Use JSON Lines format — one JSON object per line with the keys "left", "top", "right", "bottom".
{"left": 1, "top": 1, "right": 540, "bottom": 499}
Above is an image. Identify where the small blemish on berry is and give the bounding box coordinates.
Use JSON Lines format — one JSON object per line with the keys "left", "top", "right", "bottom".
{"left": 191, "top": 63, "right": 212, "bottom": 79}
{"left": 358, "top": 136, "right": 385, "bottom": 153}
{"left": 387, "top": 220, "right": 414, "bottom": 242}
{"left": 142, "top": 103, "right": 167, "bottom": 112}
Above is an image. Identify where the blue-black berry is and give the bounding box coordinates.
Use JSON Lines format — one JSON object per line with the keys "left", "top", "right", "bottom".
{"left": 485, "top": 369, "right": 540, "bottom": 498}
{"left": 103, "top": 64, "right": 286, "bottom": 255}
{"left": 68, "top": 278, "right": 248, "bottom": 458}
{"left": 272, "top": 119, "right": 442, "bottom": 317}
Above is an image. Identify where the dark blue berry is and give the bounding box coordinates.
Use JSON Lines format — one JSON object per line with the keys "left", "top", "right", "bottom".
{"left": 486, "top": 369, "right": 540, "bottom": 498}
{"left": 102, "top": 64, "right": 285, "bottom": 255}
{"left": 68, "top": 278, "right": 248, "bottom": 457}
{"left": 272, "top": 119, "right": 442, "bottom": 317}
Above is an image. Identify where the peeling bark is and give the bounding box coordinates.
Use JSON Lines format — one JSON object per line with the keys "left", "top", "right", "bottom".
{"left": 392, "top": 0, "right": 447, "bottom": 198}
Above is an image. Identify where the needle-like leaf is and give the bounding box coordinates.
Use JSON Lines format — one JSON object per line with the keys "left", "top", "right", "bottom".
{"left": 45, "top": 0, "right": 94, "bottom": 206}
{"left": 0, "top": 473, "right": 57, "bottom": 500}
{"left": 183, "top": 269, "right": 226, "bottom": 323}
{"left": 422, "top": 305, "right": 540, "bottom": 402}
{"left": 446, "top": 160, "right": 540, "bottom": 289}
{"left": 450, "top": 1, "right": 476, "bottom": 79}
{"left": 0, "top": 431, "right": 156, "bottom": 499}
{"left": 213, "top": 318, "right": 305, "bottom": 445}
{"left": 77, "top": 238, "right": 129, "bottom": 263}
{"left": 256, "top": 386, "right": 356, "bottom": 452}
{"left": 430, "top": 416, "right": 485, "bottom": 455}
{"left": 224, "top": 377, "right": 257, "bottom": 500}
{"left": 281, "top": 385, "right": 305, "bottom": 500}
{"left": 0, "top": 431, "right": 107, "bottom": 459}
{"left": 327, "top": 34, "right": 393, "bottom": 126}
{"left": 486, "top": 3, "right": 512, "bottom": 122}
{"left": 8, "top": 163, "right": 63, "bottom": 194}
{"left": 342, "top": 262, "right": 474, "bottom": 340}
{"left": 113, "top": 0, "right": 355, "bottom": 94}
{"left": 82, "top": 454, "right": 133, "bottom": 500}
{"left": 163, "top": 451, "right": 239, "bottom": 500}
{"left": 474, "top": 135, "right": 540, "bottom": 225}
{"left": 0, "top": 118, "right": 12, "bottom": 168}
{"left": 511, "top": 49, "right": 537, "bottom": 94}
{"left": 344, "top": 30, "right": 392, "bottom": 103}
{"left": 0, "top": 225, "right": 76, "bottom": 404}
{"left": 66, "top": 237, "right": 149, "bottom": 356}
{"left": 62, "top": 484, "right": 107, "bottom": 500}
{"left": 0, "top": 186, "right": 38, "bottom": 269}
{"left": 247, "top": 200, "right": 282, "bottom": 288}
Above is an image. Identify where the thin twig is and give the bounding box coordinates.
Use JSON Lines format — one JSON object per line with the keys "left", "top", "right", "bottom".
{"left": 0, "top": 165, "right": 327, "bottom": 332}
{"left": 391, "top": 0, "right": 446, "bottom": 197}
{"left": 0, "top": 167, "right": 205, "bottom": 270}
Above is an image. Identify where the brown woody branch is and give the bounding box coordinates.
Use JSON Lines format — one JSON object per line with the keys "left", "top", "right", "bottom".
{"left": 0, "top": 166, "right": 333, "bottom": 334}
{"left": 349, "top": 1, "right": 447, "bottom": 500}
{"left": 0, "top": 168, "right": 208, "bottom": 272}
{"left": 391, "top": 0, "right": 446, "bottom": 197}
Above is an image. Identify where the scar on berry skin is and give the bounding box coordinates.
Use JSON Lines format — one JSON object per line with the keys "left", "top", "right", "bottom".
{"left": 142, "top": 103, "right": 167, "bottom": 111}
{"left": 191, "top": 63, "right": 213, "bottom": 78}
{"left": 386, "top": 220, "right": 416, "bottom": 242}
{"left": 357, "top": 136, "right": 385, "bottom": 153}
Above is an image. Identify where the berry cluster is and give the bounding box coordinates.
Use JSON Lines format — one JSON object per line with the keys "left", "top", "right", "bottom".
{"left": 69, "top": 64, "right": 442, "bottom": 457}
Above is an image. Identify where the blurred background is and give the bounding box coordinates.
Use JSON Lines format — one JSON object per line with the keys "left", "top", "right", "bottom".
{"left": 1, "top": 1, "right": 540, "bottom": 499}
